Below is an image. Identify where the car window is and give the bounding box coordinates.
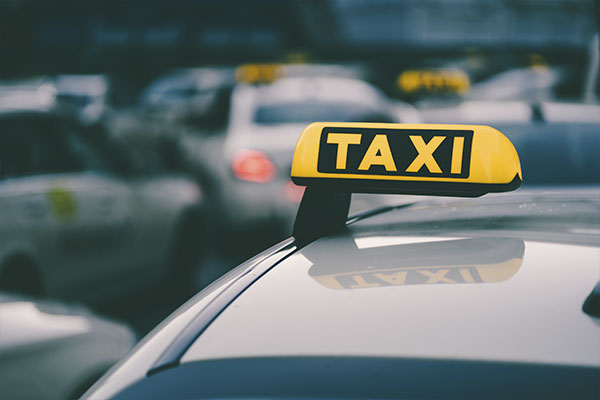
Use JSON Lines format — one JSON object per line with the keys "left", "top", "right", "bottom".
{"left": 253, "top": 101, "right": 389, "bottom": 125}
{"left": 0, "top": 114, "right": 84, "bottom": 178}
{"left": 0, "top": 114, "right": 128, "bottom": 179}
{"left": 62, "top": 123, "right": 125, "bottom": 175}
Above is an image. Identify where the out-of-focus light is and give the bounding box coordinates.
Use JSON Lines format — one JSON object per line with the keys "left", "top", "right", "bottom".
{"left": 179, "top": 183, "right": 202, "bottom": 203}
{"left": 284, "top": 180, "right": 305, "bottom": 203}
{"left": 232, "top": 150, "right": 276, "bottom": 183}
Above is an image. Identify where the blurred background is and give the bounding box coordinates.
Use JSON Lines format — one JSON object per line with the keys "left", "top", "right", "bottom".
{"left": 1, "top": 1, "right": 599, "bottom": 398}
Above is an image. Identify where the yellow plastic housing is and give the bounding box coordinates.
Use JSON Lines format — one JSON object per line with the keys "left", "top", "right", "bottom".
{"left": 291, "top": 122, "right": 522, "bottom": 196}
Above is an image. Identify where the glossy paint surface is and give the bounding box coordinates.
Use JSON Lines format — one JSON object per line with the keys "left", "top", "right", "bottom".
{"left": 184, "top": 193, "right": 600, "bottom": 366}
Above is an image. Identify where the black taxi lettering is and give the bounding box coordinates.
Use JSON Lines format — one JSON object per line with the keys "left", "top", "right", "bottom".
{"left": 405, "top": 135, "right": 445, "bottom": 173}
{"left": 318, "top": 127, "right": 473, "bottom": 178}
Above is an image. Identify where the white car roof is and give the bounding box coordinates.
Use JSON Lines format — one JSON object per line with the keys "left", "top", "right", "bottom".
{"left": 235, "top": 76, "right": 383, "bottom": 105}
{"left": 84, "top": 191, "right": 600, "bottom": 400}
{"left": 227, "top": 76, "right": 390, "bottom": 133}
{"left": 182, "top": 192, "right": 600, "bottom": 367}
{"left": 0, "top": 87, "right": 56, "bottom": 114}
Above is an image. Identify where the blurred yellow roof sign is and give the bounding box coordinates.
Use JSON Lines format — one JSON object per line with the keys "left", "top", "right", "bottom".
{"left": 397, "top": 69, "right": 470, "bottom": 94}
{"left": 291, "top": 122, "right": 522, "bottom": 197}
{"left": 235, "top": 63, "right": 283, "bottom": 84}
{"left": 528, "top": 53, "right": 550, "bottom": 74}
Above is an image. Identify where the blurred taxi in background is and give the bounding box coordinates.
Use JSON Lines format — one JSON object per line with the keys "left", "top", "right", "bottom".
{"left": 0, "top": 87, "right": 207, "bottom": 304}
{"left": 217, "top": 65, "right": 421, "bottom": 237}
{"left": 0, "top": 293, "right": 135, "bottom": 400}
{"left": 136, "top": 67, "right": 237, "bottom": 210}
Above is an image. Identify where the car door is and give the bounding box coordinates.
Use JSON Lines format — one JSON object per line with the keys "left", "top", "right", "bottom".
{"left": 47, "top": 120, "right": 140, "bottom": 298}
{"left": 0, "top": 114, "right": 135, "bottom": 299}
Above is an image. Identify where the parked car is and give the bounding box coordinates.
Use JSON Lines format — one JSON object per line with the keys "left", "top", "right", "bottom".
{"left": 0, "top": 96, "right": 207, "bottom": 304}
{"left": 0, "top": 292, "right": 136, "bottom": 400}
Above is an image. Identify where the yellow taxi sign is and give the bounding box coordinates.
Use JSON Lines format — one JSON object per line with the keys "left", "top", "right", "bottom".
{"left": 235, "top": 63, "right": 283, "bottom": 84}
{"left": 291, "top": 123, "right": 521, "bottom": 197}
{"left": 397, "top": 69, "right": 470, "bottom": 94}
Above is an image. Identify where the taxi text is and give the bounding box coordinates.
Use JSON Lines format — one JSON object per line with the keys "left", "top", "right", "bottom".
{"left": 317, "top": 127, "right": 472, "bottom": 178}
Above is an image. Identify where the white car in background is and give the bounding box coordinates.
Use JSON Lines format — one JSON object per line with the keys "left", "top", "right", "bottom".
{"left": 0, "top": 293, "right": 136, "bottom": 400}
{"left": 0, "top": 99, "right": 207, "bottom": 304}
{"left": 219, "top": 76, "right": 420, "bottom": 235}
{"left": 51, "top": 74, "right": 111, "bottom": 126}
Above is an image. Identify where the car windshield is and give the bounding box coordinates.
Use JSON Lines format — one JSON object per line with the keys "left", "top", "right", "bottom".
{"left": 254, "top": 101, "right": 381, "bottom": 125}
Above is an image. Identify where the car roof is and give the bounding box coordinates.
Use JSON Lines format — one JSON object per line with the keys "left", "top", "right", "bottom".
{"left": 86, "top": 190, "right": 600, "bottom": 399}
{"left": 181, "top": 191, "right": 600, "bottom": 367}
{"left": 234, "top": 76, "right": 384, "bottom": 106}
{"left": 0, "top": 83, "right": 56, "bottom": 114}
{"left": 227, "top": 77, "right": 392, "bottom": 133}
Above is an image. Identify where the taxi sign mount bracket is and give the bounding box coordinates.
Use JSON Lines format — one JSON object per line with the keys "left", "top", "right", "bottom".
{"left": 291, "top": 175, "right": 521, "bottom": 245}
{"left": 293, "top": 187, "right": 351, "bottom": 245}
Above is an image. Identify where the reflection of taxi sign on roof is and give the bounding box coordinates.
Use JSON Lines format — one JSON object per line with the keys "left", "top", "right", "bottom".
{"left": 291, "top": 122, "right": 522, "bottom": 242}
{"left": 397, "top": 69, "right": 470, "bottom": 94}
{"left": 308, "top": 237, "right": 525, "bottom": 290}
{"left": 235, "top": 63, "right": 283, "bottom": 84}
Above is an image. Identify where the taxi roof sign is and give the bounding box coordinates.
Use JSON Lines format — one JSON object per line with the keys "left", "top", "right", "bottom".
{"left": 291, "top": 122, "right": 522, "bottom": 243}
{"left": 235, "top": 63, "right": 283, "bottom": 84}
{"left": 397, "top": 69, "right": 470, "bottom": 94}
{"left": 291, "top": 122, "right": 521, "bottom": 197}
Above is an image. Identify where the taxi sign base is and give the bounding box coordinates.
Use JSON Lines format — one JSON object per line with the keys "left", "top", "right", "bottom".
{"left": 292, "top": 175, "right": 521, "bottom": 244}
{"left": 293, "top": 188, "right": 350, "bottom": 245}
{"left": 293, "top": 174, "right": 522, "bottom": 198}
